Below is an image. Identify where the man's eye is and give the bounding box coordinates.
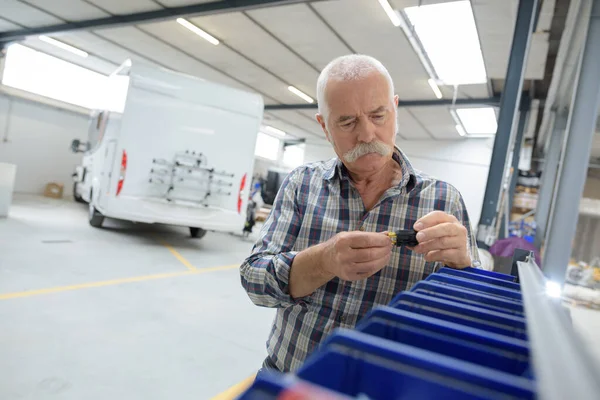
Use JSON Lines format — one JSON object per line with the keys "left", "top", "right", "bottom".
{"left": 341, "top": 121, "right": 355, "bottom": 128}
{"left": 372, "top": 114, "right": 385, "bottom": 120}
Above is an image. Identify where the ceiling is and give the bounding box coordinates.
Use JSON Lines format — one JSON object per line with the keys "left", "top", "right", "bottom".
{"left": 0, "top": 0, "right": 557, "bottom": 143}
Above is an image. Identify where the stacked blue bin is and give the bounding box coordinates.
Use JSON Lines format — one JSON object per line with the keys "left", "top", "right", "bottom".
{"left": 239, "top": 267, "right": 535, "bottom": 399}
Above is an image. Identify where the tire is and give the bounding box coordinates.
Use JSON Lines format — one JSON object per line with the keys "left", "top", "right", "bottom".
{"left": 89, "top": 199, "right": 105, "bottom": 228}
{"left": 73, "top": 183, "right": 85, "bottom": 203}
{"left": 189, "top": 227, "right": 207, "bottom": 239}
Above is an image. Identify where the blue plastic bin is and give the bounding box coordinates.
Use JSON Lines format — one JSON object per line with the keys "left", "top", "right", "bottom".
{"left": 238, "top": 372, "right": 353, "bottom": 400}
{"left": 363, "top": 307, "right": 530, "bottom": 356}
{"left": 297, "top": 330, "right": 535, "bottom": 400}
{"left": 438, "top": 267, "right": 522, "bottom": 290}
{"left": 356, "top": 314, "right": 531, "bottom": 376}
{"left": 426, "top": 274, "right": 522, "bottom": 300}
{"left": 460, "top": 267, "right": 518, "bottom": 282}
{"left": 410, "top": 281, "right": 524, "bottom": 316}
{"left": 390, "top": 292, "right": 528, "bottom": 339}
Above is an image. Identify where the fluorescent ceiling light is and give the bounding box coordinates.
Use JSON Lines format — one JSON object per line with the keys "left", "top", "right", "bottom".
{"left": 39, "top": 35, "right": 88, "bottom": 58}
{"left": 455, "top": 107, "right": 498, "bottom": 135}
{"left": 288, "top": 86, "right": 314, "bottom": 103}
{"left": 455, "top": 124, "right": 466, "bottom": 137}
{"left": 265, "top": 126, "right": 286, "bottom": 137}
{"left": 378, "top": 0, "right": 401, "bottom": 26}
{"left": 404, "top": 1, "right": 487, "bottom": 85}
{"left": 176, "top": 18, "right": 219, "bottom": 45}
{"left": 428, "top": 78, "right": 443, "bottom": 99}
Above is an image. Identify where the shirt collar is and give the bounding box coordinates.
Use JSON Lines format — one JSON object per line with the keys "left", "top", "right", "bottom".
{"left": 323, "top": 145, "right": 417, "bottom": 191}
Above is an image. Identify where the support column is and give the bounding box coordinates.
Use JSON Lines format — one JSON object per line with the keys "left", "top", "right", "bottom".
{"left": 534, "top": 111, "right": 568, "bottom": 249}
{"left": 477, "top": 0, "right": 538, "bottom": 247}
{"left": 543, "top": 0, "right": 600, "bottom": 284}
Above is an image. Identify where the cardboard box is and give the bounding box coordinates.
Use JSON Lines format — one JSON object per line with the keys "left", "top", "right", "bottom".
{"left": 44, "top": 182, "right": 64, "bottom": 199}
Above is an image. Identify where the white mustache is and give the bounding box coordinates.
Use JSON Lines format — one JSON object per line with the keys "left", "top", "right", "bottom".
{"left": 343, "top": 141, "right": 392, "bottom": 163}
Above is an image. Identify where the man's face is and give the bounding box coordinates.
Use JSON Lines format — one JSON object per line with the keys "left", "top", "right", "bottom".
{"left": 316, "top": 72, "right": 398, "bottom": 176}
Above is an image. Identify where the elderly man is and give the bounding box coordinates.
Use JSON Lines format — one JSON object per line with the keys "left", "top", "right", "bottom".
{"left": 240, "top": 54, "right": 480, "bottom": 373}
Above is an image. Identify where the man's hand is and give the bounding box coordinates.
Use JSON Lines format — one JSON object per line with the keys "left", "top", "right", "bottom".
{"left": 321, "top": 231, "right": 393, "bottom": 281}
{"left": 412, "top": 211, "right": 471, "bottom": 269}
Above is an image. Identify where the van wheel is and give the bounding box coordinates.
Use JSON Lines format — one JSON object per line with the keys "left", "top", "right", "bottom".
{"left": 89, "top": 201, "right": 105, "bottom": 228}
{"left": 73, "top": 183, "right": 85, "bottom": 203}
{"left": 189, "top": 227, "right": 207, "bottom": 239}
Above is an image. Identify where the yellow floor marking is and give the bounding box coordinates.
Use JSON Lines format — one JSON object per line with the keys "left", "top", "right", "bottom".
{"left": 162, "top": 243, "right": 197, "bottom": 271}
{"left": 0, "top": 264, "right": 239, "bottom": 300}
{"left": 210, "top": 374, "right": 256, "bottom": 400}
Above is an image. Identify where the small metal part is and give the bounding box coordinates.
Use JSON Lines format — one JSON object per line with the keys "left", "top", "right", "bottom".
{"left": 387, "top": 230, "right": 419, "bottom": 247}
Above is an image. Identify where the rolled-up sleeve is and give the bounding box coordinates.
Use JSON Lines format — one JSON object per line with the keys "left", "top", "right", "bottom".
{"left": 240, "top": 167, "right": 306, "bottom": 308}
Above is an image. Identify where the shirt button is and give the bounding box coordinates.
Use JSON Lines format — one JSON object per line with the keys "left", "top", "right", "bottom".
{"left": 359, "top": 226, "right": 365, "bottom": 231}
{"left": 339, "top": 315, "right": 346, "bottom": 323}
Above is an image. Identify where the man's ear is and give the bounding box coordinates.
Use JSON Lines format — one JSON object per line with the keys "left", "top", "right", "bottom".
{"left": 316, "top": 113, "right": 331, "bottom": 143}
{"left": 393, "top": 94, "right": 399, "bottom": 108}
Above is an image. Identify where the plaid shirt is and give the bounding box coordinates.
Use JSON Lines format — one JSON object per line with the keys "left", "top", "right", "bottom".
{"left": 240, "top": 147, "right": 480, "bottom": 373}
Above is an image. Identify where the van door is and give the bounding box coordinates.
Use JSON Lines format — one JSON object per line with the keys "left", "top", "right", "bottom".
{"left": 98, "top": 139, "right": 117, "bottom": 208}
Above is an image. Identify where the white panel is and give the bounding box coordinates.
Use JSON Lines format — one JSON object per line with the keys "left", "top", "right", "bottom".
{"left": 189, "top": 12, "right": 319, "bottom": 98}
{"left": 93, "top": 26, "right": 253, "bottom": 93}
{"left": 0, "top": 18, "right": 20, "bottom": 32}
{"left": 440, "top": 84, "right": 490, "bottom": 99}
{"left": 85, "top": 0, "right": 162, "bottom": 14}
{"left": 49, "top": 31, "right": 159, "bottom": 69}
{"left": 312, "top": 0, "right": 434, "bottom": 100}
{"left": 0, "top": 0, "right": 62, "bottom": 26}
{"left": 264, "top": 110, "right": 325, "bottom": 140}
{"left": 396, "top": 108, "right": 433, "bottom": 139}
{"left": 268, "top": 110, "right": 324, "bottom": 136}
{"left": 137, "top": 21, "right": 298, "bottom": 105}
{"left": 21, "top": 0, "right": 108, "bottom": 21}
{"left": 158, "top": 0, "right": 214, "bottom": 6}
{"left": 21, "top": 37, "right": 117, "bottom": 75}
{"left": 395, "top": 138, "right": 495, "bottom": 224}
{"left": 408, "top": 106, "right": 459, "bottom": 139}
{"left": 473, "top": 1, "right": 549, "bottom": 79}
{"left": 246, "top": 4, "right": 351, "bottom": 70}
{"left": 0, "top": 94, "right": 89, "bottom": 195}
{"left": 297, "top": 109, "right": 319, "bottom": 122}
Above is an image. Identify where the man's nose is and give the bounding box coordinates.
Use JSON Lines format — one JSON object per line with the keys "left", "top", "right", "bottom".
{"left": 356, "top": 118, "right": 377, "bottom": 143}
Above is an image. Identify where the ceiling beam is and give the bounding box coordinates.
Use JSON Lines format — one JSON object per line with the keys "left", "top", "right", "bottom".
{"left": 264, "top": 97, "right": 502, "bottom": 110}
{"left": 0, "top": 0, "right": 307, "bottom": 44}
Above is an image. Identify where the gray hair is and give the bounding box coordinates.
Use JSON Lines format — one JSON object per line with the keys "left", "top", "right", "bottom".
{"left": 316, "top": 54, "right": 395, "bottom": 121}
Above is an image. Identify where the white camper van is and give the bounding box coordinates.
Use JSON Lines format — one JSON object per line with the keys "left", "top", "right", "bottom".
{"left": 71, "top": 62, "right": 264, "bottom": 238}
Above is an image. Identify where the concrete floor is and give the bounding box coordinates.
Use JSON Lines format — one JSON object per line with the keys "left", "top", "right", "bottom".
{"left": 0, "top": 195, "right": 275, "bottom": 400}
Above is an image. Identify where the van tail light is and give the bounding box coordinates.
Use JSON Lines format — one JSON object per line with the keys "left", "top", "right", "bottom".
{"left": 116, "top": 150, "right": 127, "bottom": 196}
{"left": 237, "top": 173, "right": 247, "bottom": 214}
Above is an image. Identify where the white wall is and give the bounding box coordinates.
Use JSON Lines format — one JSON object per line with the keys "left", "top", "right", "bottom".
{"left": 397, "top": 138, "right": 493, "bottom": 227}
{"left": 304, "top": 141, "right": 337, "bottom": 163}
{"left": 0, "top": 92, "right": 89, "bottom": 196}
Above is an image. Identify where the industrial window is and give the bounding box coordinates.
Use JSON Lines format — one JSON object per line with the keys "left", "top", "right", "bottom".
{"left": 1, "top": 44, "right": 128, "bottom": 112}
{"left": 282, "top": 144, "right": 305, "bottom": 168}
{"left": 255, "top": 132, "right": 280, "bottom": 161}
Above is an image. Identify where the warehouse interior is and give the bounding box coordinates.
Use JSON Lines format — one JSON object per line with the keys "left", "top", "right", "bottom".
{"left": 0, "top": 0, "right": 599, "bottom": 399}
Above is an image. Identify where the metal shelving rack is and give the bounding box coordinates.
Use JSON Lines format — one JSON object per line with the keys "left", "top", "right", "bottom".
{"left": 238, "top": 251, "right": 600, "bottom": 399}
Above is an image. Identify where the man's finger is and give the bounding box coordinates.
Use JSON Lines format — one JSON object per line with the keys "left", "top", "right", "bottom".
{"left": 414, "top": 211, "right": 458, "bottom": 231}
{"left": 416, "top": 222, "right": 465, "bottom": 243}
{"left": 413, "top": 235, "right": 463, "bottom": 254}
{"left": 348, "top": 245, "right": 392, "bottom": 263}
{"left": 352, "top": 253, "right": 392, "bottom": 277}
{"left": 424, "top": 249, "right": 468, "bottom": 269}
{"left": 345, "top": 231, "right": 392, "bottom": 249}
